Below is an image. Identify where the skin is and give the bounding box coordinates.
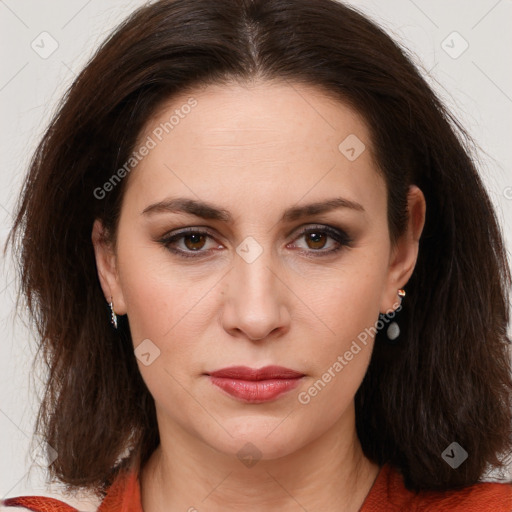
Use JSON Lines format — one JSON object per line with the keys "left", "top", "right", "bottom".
{"left": 92, "top": 80, "right": 426, "bottom": 512}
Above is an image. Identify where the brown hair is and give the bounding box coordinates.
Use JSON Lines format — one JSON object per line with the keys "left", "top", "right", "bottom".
{"left": 5, "top": 0, "right": 512, "bottom": 497}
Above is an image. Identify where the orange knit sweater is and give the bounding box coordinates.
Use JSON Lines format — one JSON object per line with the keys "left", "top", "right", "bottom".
{"left": 2, "top": 463, "right": 511, "bottom": 511}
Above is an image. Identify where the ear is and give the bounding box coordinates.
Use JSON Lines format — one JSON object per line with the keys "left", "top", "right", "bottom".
{"left": 380, "top": 185, "right": 426, "bottom": 313}
{"left": 91, "top": 219, "right": 127, "bottom": 315}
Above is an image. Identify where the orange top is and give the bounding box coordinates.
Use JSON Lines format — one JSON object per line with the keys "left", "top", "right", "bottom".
{"left": 2, "top": 463, "right": 511, "bottom": 511}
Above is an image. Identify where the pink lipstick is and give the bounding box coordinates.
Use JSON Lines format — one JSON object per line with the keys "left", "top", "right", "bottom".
{"left": 207, "top": 365, "right": 304, "bottom": 403}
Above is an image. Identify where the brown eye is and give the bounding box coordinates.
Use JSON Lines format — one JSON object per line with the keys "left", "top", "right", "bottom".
{"left": 183, "top": 233, "right": 207, "bottom": 251}
{"left": 158, "top": 228, "right": 221, "bottom": 259}
{"left": 305, "top": 231, "right": 328, "bottom": 250}
{"left": 160, "top": 225, "right": 352, "bottom": 260}
{"left": 289, "top": 225, "right": 353, "bottom": 257}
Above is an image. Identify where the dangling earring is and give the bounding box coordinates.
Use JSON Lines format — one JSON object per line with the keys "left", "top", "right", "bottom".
{"left": 109, "top": 296, "right": 118, "bottom": 329}
{"left": 386, "top": 289, "right": 405, "bottom": 341}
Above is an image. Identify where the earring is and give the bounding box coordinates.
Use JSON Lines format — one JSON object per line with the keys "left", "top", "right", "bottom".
{"left": 386, "top": 289, "right": 405, "bottom": 341}
{"left": 109, "top": 296, "right": 118, "bottom": 329}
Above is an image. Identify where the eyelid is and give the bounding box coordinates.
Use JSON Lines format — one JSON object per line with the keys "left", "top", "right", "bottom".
{"left": 287, "top": 224, "right": 353, "bottom": 255}
{"left": 157, "top": 226, "right": 222, "bottom": 259}
{"left": 157, "top": 223, "right": 353, "bottom": 258}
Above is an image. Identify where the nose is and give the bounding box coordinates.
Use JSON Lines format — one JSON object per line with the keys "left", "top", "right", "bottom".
{"left": 220, "top": 248, "right": 291, "bottom": 342}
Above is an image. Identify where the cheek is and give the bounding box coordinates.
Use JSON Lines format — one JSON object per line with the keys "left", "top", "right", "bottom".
{"left": 116, "top": 245, "right": 223, "bottom": 385}
{"left": 293, "top": 259, "right": 386, "bottom": 409}
{"left": 295, "top": 293, "right": 377, "bottom": 423}
{"left": 116, "top": 236, "right": 208, "bottom": 338}
{"left": 120, "top": 274, "right": 210, "bottom": 378}
{"left": 299, "top": 252, "right": 387, "bottom": 345}
{"left": 118, "top": 262, "right": 212, "bottom": 420}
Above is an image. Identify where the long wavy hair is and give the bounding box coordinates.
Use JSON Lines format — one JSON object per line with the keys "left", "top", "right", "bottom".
{"left": 5, "top": 0, "right": 512, "bottom": 497}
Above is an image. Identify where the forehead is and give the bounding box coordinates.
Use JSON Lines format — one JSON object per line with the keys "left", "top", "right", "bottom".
{"left": 123, "top": 80, "right": 384, "bottom": 217}
{"left": 141, "top": 79, "right": 371, "bottom": 153}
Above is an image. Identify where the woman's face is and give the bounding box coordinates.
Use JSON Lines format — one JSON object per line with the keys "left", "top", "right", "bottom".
{"left": 93, "top": 80, "right": 424, "bottom": 461}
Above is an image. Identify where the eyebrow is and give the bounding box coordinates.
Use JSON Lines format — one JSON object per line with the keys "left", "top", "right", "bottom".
{"left": 141, "top": 196, "right": 365, "bottom": 223}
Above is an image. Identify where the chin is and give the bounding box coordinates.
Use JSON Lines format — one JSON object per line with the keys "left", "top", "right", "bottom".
{"left": 200, "top": 416, "right": 306, "bottom": 462}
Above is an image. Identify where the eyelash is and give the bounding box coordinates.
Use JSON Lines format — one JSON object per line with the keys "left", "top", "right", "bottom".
{"left": 158, "top": 225, "right": 353, "bottom": 259}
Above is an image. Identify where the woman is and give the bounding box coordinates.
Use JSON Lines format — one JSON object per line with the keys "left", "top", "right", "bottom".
{"left": 2, "top": 0, "right": 511, "bottom": 510}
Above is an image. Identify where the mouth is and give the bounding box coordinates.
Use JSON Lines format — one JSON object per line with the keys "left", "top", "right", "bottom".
{"left": 206, "top": 365, "right": 305, "bottom": 403}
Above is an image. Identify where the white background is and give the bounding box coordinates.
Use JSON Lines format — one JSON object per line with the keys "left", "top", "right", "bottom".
{"left": 1, "top": 0, "right": 511, "bottom": 507}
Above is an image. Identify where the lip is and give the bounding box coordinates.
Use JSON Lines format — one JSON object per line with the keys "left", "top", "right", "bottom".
{"left": 208, "top": 365, "right": 304, "bottom": 380}
{"left": 207, "top": 365, "right": 305, "bottom": 403}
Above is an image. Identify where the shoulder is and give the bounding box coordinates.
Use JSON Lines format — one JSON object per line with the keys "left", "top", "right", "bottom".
{"left": 1, "top": 460, "right": 142, "bottom": 512}
{"left": 417, "top": 480, "right": 512, "bottom": 511}
{"left": 362, "top": 463, "right": 512, "bottom": 512}
{"left": 1, "top": 496, "right": 79, "bottom": 512}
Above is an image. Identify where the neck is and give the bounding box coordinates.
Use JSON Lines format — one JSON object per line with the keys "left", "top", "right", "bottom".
{"left": 140, "top": 405, "right": 380, "bottom": 512}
